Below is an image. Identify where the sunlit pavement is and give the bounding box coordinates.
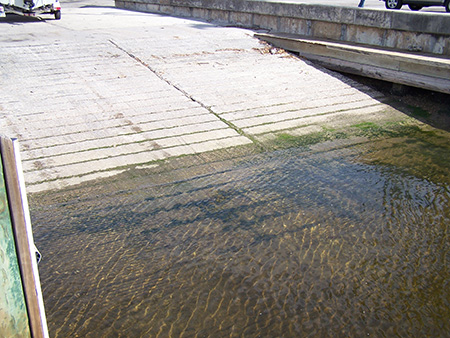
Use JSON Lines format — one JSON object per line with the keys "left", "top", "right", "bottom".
{"left": 0, "top": 0, "right": 425, "bottom": 193}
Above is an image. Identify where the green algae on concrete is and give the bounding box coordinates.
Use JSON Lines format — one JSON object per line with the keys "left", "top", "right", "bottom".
{"left": 266, "top": 120, "right": 427, "bottom": 151}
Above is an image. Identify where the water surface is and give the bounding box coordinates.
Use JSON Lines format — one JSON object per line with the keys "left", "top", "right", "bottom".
{"left": 31, "top": 131, "right": 450, "bottom": 337}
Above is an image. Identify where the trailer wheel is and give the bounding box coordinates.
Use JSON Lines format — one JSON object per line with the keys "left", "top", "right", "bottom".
{"left": 54, "top": 10, "right": 61, "bottom": 20}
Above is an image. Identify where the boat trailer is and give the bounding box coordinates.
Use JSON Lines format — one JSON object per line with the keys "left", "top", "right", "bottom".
{"left": 0, "top": 0, "right": 61, "bottom": 19}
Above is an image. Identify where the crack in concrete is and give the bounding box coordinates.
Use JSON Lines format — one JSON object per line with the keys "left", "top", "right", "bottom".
{"left": 109, "top": 39, "right": 262, "bottom": 149}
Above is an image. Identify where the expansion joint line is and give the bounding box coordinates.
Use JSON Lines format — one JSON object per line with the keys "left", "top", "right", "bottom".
{"left": 109, "top": 39, "right": 263, "bottom": 149}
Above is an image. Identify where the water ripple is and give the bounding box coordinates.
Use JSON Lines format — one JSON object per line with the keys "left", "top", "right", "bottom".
{"left": 32, "top": 136, "right": 450, "bottom": 337}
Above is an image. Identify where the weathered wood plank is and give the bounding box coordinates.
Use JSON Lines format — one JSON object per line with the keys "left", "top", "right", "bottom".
{"left": 0, "top": 148, "right": 30, "bottom": 338}
{"left": 0, "top": 136, "right": 48, "bottom": 338}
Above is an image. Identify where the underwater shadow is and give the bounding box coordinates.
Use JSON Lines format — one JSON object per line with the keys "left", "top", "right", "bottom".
{"left": 343, "top": 74, "right": 450, "bottom": 133}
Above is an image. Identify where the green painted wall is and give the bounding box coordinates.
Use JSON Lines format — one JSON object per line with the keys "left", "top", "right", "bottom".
{"left": 0, "top": 159, "right": 31, "bottom": 337}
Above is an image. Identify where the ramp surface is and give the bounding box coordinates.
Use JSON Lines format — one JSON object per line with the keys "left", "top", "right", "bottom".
{"left": 0, "top": 0, "right": 401, "bottom": 192}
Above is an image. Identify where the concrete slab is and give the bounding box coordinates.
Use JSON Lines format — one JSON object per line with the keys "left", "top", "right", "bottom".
{"left": 0, "top": 0, "right": 406, "bottom": 193}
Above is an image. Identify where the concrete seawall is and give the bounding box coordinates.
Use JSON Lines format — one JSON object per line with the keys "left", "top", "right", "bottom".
{"left": 115, "top": 0, "right": 450, "bottom": 56}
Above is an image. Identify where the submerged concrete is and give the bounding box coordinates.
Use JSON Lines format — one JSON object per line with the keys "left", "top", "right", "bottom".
{"left": 0, "top": 0, "right": 415, "bottom": 193}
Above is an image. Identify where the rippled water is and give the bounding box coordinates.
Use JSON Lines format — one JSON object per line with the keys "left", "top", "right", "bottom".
{"left": 31, "top": 133, "right": 450, "bottom": 337}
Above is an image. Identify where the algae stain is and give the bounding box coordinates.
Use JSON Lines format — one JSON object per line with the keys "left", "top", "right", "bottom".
{"left": 270, "top": 130, "right": 348, "bottom": 150}
{"left": 352, "top": 122, "right": 378, "bottom": 130}
{"left": 350, "top": 122, "right": 430, "bottom": 139}
{"left": 269, "top": 121, "right": 439, "bottom": 151}
{"left": 351, "top": 122, "right": 388, "bottom": 138}
{"left": 274, "top": 132, "right": 327, "bottom": 148}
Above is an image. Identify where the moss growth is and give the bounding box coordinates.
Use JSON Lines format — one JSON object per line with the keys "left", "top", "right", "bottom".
{"left": 267, "top": 121, "right": 440, "bottom": 152}
{"left": 351, "top": 121, "right": 429, "bottom": 139}
{"left": 352, "top": 122, "right": 378, "bottom": 130}
{"left": 270, "top": 130, "right": 348, "bottom": 150}
{"left": 351, "top": 122, "right": 388, "bottom": 138}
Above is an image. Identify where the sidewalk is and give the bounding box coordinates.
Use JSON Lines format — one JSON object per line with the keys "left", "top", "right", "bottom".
{"left": 0, "top": 0, "right": 407, "bottom": 193}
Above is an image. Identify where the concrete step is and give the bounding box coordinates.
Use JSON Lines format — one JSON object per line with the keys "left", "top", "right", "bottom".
{"left": 255, "top": 32, "right": 450, "bottom": 94}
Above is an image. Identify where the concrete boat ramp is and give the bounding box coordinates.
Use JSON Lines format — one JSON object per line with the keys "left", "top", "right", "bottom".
{"left": 0, "top": 0, "right": 411, "bottom": 193}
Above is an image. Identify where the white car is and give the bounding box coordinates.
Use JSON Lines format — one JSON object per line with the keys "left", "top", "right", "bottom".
{"left": 382, "top": 0, "right": 450, "bottom": 11}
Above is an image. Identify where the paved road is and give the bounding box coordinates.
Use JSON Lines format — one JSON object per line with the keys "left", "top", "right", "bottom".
{"left": 276, "top": 0, "right": 446, "bottom": 12}
{"left": 0, "top": 0, "right": 410, "bottom": 193}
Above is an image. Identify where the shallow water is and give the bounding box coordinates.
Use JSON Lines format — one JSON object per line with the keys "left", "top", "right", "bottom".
{"left": 31, "top": 133, "right": 450, "bottom": 337}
